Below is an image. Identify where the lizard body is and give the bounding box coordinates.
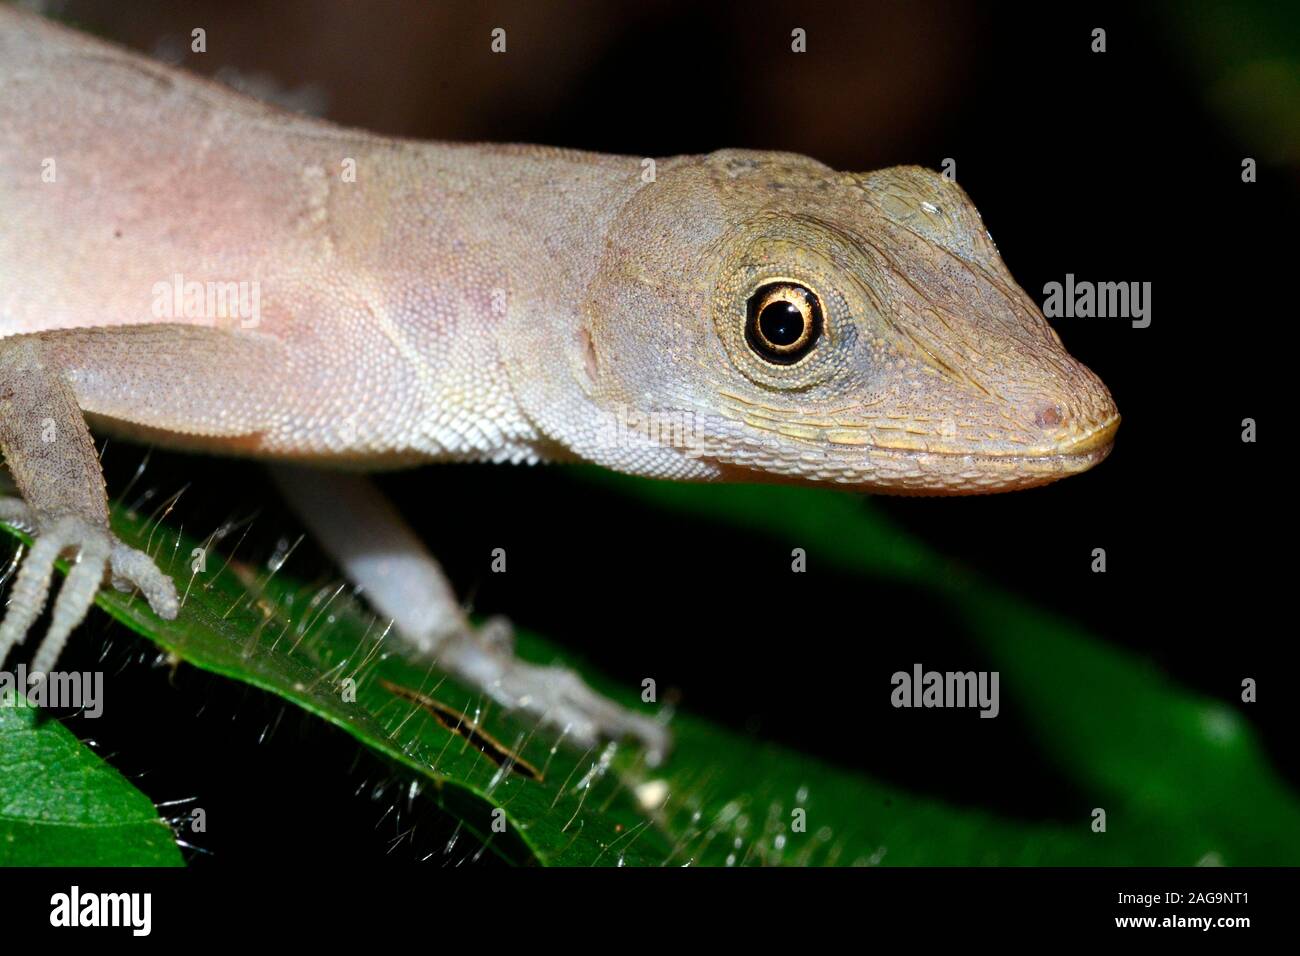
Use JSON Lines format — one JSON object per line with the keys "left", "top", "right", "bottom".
{"left": 0, "top": 8, "right": 1117, "bottom": 758}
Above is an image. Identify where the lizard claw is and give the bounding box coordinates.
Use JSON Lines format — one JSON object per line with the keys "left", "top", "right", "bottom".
{"left": 0, "top": 497, "right": 36, "bottom": 534}
{"left": 0, "top": 509, "right": 178, "bottom": 675}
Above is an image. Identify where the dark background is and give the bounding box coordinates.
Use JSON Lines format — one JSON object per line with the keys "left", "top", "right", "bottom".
{"left": 15, "top": 0, "right": 1290, "bottom": 864}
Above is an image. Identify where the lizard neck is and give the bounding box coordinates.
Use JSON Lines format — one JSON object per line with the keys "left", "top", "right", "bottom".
{"left": 354, "top": 142, "right": 642, "bottom": 466}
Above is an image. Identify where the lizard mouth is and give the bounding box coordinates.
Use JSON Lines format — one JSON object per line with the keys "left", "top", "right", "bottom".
{"left": 940, "top": 412, "right": 1120, "bottom": 478}
{"left": 1048, "top": 414, "right": 1121, "bottom": 460}
{"left": 697, "top": 400, "right": 1120, "bottom": 494}
{"left": 892, "top": 413, "right": 1120, "bottom": 493}
{"left": 853, "top": 413, "right": 1121, "bottom": 466}
{"left": 710, "top": 415, "right": 1120, "bottom": 494}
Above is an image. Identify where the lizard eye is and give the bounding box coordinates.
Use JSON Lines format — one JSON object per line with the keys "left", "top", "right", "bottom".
{"left": 745, "top": 282, "right": 823, "bottom": 365}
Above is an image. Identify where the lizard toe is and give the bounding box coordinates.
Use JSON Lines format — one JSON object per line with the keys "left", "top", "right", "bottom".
{"left": 0, "top": 515, "right": 112, "bottom": 668}
{"left": 429, "top": 621, "right": 672, "bottom": 764}
{"left": 109, "top": 541, "right": 180, "bottom": 620}
{"left": 31, "top": 534, "right": 110, "bottom": 675}
{"left": 0, "top": 530, "right": 65, "bottom": 665}
{"left": 0, "top": 516, "right": 179, "bottom": 674}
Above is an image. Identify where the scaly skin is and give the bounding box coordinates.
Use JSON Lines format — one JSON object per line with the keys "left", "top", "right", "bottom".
{"left": 0, "top": 8, "right": 1117, "bottom": 489}
{"left": 0, "top": 8, "right": 1117, "bottom": 754}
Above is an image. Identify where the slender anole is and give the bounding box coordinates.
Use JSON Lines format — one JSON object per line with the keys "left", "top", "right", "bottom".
{"left": 0, "top": 8, "right": 1118, "bottom": 761}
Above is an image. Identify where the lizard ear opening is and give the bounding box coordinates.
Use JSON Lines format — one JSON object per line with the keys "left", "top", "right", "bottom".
{"left": 577, "top": 326, "right": 599, "bottom": 386}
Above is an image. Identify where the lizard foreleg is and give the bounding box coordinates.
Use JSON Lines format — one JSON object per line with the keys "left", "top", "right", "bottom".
{"left": 0, "top": 334, "right": 178, "bottom": 673}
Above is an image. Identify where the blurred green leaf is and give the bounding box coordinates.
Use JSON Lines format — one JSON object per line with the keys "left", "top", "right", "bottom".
{"left": 589, "top": 471, "right": 1300, "bottom": 865}
{"left": 1166, "top": 0, "right": 1300, "bottom": 164}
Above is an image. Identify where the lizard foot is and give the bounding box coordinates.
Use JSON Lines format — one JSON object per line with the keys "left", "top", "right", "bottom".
{"left": 438, "top": 616, "right": 671, "bottom": 766}
{"left": 0, "top": 504, "right": 179, "bottom": 674}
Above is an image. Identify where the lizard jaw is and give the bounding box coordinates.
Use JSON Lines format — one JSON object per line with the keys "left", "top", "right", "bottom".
{"left": 709, "top": 413, "right": 1120, "bottom": 494}
{"left": 876, "top": 413, "right": 1120, "bottom": 494}
{"left": 871, "top": 413, "right": 1120, "bottom": 494}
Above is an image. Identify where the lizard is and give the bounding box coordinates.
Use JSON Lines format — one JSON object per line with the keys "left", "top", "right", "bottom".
{"left": 0, "top": 7, "right": 1118, "bottom": 763}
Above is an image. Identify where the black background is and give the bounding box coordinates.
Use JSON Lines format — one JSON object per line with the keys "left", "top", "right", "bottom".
{"left": 14, "top": 0, "right": 1290, "bottom": 866}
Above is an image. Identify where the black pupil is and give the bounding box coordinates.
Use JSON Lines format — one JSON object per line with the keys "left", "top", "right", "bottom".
{"left": 758, "top": 300, "right": 805, "bottom": 346}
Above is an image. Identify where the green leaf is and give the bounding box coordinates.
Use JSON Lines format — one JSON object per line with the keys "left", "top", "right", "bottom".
{"left": 4, "top": 512, "right": 676, "bottom": 865}
{"left": 3, "top": 468, "right": 1294, "bottom": 866}
{"left": 0, "top": 690, "right": 183, "bottom": 866}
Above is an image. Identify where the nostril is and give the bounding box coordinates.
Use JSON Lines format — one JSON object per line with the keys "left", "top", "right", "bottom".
{"left": 1034, "top": 404, "right": 1063, "bottom": 429}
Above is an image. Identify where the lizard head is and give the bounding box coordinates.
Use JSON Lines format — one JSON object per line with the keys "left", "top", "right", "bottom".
{"left": 559, "top": 149, "right": 1118, "bottom": 493}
